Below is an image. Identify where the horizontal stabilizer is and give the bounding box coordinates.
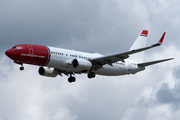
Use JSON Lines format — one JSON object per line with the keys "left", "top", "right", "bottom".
{"left": 138, "top": 58, "right": 174, "bottom": 67}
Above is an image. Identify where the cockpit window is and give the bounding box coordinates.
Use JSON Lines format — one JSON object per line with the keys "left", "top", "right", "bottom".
{"left": 12, "top": 46, "right": 22, "bottom": 49}
{"left": 16, "top": 47, "right": 22, "bottom": 49}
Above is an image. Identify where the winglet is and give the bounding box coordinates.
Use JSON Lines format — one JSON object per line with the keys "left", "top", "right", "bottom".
{"left": 158, "top": 32, "right": 166, "bottom": 45}
{"left": 152, "top": 32, "right": 166, "bottom": 47}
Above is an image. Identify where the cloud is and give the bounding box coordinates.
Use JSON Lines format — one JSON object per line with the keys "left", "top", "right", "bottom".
{"left": 0, "top": 56, "right": 81, "bottom": 120}
{"left": 0, "top": 0, "right": 152, "bottom": 54}
{"left": 173, "top": 66, "right": 180, "bottom": 79}
{"left": 121, "top": 45, "right": 180, "bottom": 120}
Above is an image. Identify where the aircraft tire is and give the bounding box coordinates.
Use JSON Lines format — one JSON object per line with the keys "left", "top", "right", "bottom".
{"left": 20, "top": 67, "right": 24, "bottom": 71}
{"left": 68, "top": 77, "right": 76, "bottom": 83}
{"left": 88, "top": 72, "right": 96, "bottom": 79}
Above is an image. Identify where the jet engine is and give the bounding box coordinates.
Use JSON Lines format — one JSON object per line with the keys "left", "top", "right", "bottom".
{"left": 38, "top": 67, "right": 58, "bottom": 77}
{"left": 72, "top": 59, "right": 92, "bottom": 71}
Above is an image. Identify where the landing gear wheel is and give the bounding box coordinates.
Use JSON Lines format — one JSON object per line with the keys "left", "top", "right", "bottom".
{"left": 68, "top": 77, "right": 76, "bottom": 83}
{"left": 88, "top": 72, "right": 96, "bottom": 79}
{"left": 20, "top": 66, "right": 24, "bottom": 71}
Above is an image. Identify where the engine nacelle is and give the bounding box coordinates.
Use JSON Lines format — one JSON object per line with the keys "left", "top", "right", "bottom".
{"left": 72, "top": 59, "right": 92, "bottom": 71}
{"left": 38, "top": 67, "right": 58, "bottom": 77}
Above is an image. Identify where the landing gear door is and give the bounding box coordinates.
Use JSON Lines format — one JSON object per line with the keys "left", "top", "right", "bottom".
{"left": 27, "top": 45, "right": 34, "bottom": 55}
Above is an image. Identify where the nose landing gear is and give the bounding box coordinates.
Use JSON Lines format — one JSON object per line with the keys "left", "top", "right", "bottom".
{"left": 14, "top": 60, "right": 24, "bottom": 71}
{"left": 20, "top": 66, "right": 24, "bottom": 71}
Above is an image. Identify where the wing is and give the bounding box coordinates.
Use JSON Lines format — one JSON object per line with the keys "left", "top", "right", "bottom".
{"left": 90, "top": 32, "right": 166, "bottom": 70}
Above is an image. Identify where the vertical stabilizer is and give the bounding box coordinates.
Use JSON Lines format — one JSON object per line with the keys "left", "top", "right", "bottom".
{"left": 128, "top": 30, "right": 148, "bottom": 63}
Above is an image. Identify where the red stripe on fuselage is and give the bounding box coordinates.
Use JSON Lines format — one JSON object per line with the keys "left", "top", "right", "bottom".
{"left": 6, "top": 44, "right": 50, "bottom": 66}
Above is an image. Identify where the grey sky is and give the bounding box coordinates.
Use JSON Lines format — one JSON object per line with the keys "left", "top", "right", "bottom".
{"left": 1, "top": 0, "right": 180, "bottom": 120}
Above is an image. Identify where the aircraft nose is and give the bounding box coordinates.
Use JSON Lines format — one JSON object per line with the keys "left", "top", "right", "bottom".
{"left": 5, "top": 49, "right": 14, "bottom": 59}
{"left": 5, "top": 49, "right": 11, "bottom": 57}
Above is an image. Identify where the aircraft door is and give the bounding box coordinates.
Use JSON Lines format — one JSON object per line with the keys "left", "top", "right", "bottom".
{"left": 27, "top": 45, "right": 34, "bottom": 55}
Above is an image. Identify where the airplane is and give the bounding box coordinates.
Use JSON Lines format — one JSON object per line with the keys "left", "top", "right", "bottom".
{"left": 5, "top": 30, "right": 173, "bottom": 83}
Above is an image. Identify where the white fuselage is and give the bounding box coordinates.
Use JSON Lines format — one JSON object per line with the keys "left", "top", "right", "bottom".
{"left": 46, "top": 46, "right": 145, "bottom": 76}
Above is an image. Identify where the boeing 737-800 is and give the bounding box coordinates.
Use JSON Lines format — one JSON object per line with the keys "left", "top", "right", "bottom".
{"left": 5, "top": 30, "right": 173, "bottom": 83}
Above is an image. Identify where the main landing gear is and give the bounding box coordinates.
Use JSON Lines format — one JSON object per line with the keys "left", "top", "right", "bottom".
{"left": 67, "top": 72, "right": 96, "bottom": 83}
{"left": 68, "top": 74, "right": 76, "bottom": 83}
{"left": 87, "top": 72, "right": 96, "bottom": 79}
